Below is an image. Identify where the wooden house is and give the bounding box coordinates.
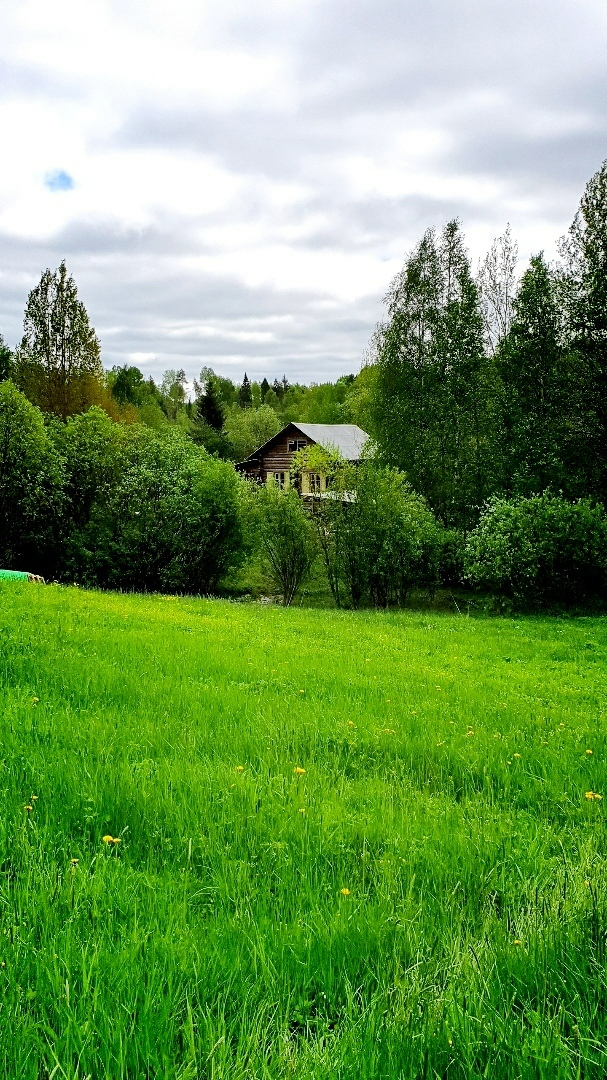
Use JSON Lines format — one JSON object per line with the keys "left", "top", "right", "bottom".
{"left": 235, "top": 423, "right": 369, "bottom": 495}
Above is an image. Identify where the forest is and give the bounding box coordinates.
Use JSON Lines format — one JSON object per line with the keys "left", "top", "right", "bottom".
{"left": 1, "top": 159, "right": 607, "bottom": 609}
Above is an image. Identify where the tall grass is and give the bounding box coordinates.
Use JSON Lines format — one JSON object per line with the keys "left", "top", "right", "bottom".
{"left": 1, "top": 583, "right": 607, "bottom": 1077}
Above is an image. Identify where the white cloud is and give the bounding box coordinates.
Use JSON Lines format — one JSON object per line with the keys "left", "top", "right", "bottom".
{"left": 0, "top": 0, "right": 606, "bottom": 381}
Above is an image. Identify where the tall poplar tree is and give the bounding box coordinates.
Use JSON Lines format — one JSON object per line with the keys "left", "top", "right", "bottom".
{"left": 15, "top": 261, "right": 103, "bottom": 419}
{"left": 497, "top": 254, "right": 593, "bottom": 497}
{"left": 559, "top": 159, "right": 607, "bottom": 498}
{"left": 373, "top": 221, "right": 497, "bottom": 527}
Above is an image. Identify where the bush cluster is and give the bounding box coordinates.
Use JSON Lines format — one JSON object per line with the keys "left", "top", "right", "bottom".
{"left": 464, "top": 493, "right": 607, "bottom": 607}
{"left": 0, "top": 383, "right": 246, "bottom": 593}
{"left": 4, "top": 381, "right": 607, "bottom": 609}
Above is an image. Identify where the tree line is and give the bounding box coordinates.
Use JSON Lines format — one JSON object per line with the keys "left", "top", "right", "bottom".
{"left": 1, "top": 160, "right": 607, "bottom": 609}
{"left": 369, "top": 161, "right": 607, "bottom": 529}
{"left": 0, "top": 265, "right": 367, "bottom": 462}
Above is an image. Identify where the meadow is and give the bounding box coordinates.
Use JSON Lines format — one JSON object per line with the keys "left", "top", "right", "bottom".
{"left": 1, "top": 584, "right": 607, "bottom": 1078}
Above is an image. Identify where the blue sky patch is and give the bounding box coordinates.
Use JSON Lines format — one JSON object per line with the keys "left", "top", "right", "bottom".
{"left": 44, "top": 169, "right": 74, "bottom": 192}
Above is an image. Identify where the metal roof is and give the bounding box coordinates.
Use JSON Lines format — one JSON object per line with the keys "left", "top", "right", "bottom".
{"left": 292, "top": 424, "right": 369, "bottom": 459}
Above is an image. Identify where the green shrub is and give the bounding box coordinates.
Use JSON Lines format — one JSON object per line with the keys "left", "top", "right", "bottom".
{"left": 438, "top": 528, "right": 466, "bottom": 587}
{"left": 66, "top": 425, "right": 246, "bottom": 593}
{"left": 252, "top": 483, "right": 317, "bottom": 605}
{"left": 0, "top": 381, "right": 65, "bottom": 575}
{"left": 464, "top": 493, "right": 607, "bottom": 606}
{"left": 307, "top": 460, "right": 443, "bottom": 608}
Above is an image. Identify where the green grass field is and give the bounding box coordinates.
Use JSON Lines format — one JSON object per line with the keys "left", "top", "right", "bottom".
{"left": 1, "top": 584, "right": 607, "bottom": 1078}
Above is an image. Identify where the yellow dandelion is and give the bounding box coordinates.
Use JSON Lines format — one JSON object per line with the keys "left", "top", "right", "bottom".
{"left": 236, "top": 765, "right": 245, "bottom": 773}
{"left": 506, "top": 761, "right": 512, "bottom": 766}
{"left": 24, "top": 804, "right": 33, "bottom": 813}
{"left": 294, "top": 766, "right": 306, "bottom": 776}
{"left": 299, "top": 689, "right": 305, "bottom": 694}
{"left": 585, "top": 791, "right": 603, "bottom": 801}
{"left": 30, "top": 794, "right": 38, "bottom": 802}
{"left": 585, "top": 879, "right": 591, "bottom": 887}
{"left": 436, "top": 686, "right": 442, "bottom": 691}
{"left": 340, "top": 888, "right": 351, "bottom": 896}
{"left": 466, "top": 730, "right": 474, "bottom": 737}
{"left": 299, "top": 808, "right": 306, "bottom": 815}
{"left": 586, "top": 749, "right": 593, "bottom": 755}
{"left": 31, "top": 697, "right": 39, "bottom": 705}
{"left": 437, "top": 741, "right": 445, "bottom": 747}
{"left": 102, "top": 834, "right": 113, "bottom": 844}
{"left": 513, "top": 939, "right": 523, "bottom": 946}
{"left": 513, "top": 753, "right": 521, "bottom": 759}
{"left": 70, "top": 858, "right": 79, "bottom": 866}
{"left": 348, "top": 721, "right": 355, "bottom": 727}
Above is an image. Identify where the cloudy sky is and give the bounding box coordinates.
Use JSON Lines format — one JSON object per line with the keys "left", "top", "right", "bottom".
{"left": 0, "top": 0, "right": 606, "bottom": 385}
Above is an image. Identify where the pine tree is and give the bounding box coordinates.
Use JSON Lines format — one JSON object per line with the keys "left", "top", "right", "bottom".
{"left": 260, "top": 377, "right": 270, "bottom": 403}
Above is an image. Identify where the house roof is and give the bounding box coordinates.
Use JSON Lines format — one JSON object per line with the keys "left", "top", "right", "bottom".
{"left": 237, "top": 422, "right": 370, "bottom": 466}
{"left": 292, "top": 424, "right": 369, "bottom": 459}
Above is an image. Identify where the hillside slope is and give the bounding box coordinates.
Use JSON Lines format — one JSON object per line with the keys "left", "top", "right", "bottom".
{"left": 1, "top": 584, "right": 607, "bottom": 1078}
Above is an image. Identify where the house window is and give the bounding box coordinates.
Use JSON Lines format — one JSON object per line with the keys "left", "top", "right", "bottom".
{"left": 271, "top": 471, "right": 288, "bottom": 489}
{"left": 309, "top": 473, "right": 322, "bottom": 493}
{"left": 288, "top": 439, "right": 307, "bottom": 452}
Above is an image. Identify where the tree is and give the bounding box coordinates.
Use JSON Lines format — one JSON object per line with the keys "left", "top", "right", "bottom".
{"left": 0, "top": 333, "right": 12, "bottom": 381}
{"left": 15, "top": 261, "right": 103, "bottom": 419}
{"left": 195, "top": 375, "right": 224, "bottom": 430}
{"left": 373, "top": 221, "right": 498, "bottom": 528}
{"left": 0, "top": 381, "right": 65, "bottom": 574}
{"left": 68, "top": 427, "right": 245, "bottom": 594}
{"left": 559, "top": 159, "right": 607, "bottom": 499}
{"left": 160, "top": 369, "right": 188, "bottom": 421}
{"left": 223, "top": 404, "right": 281, "bottom": 461}
{"left": 477, "top": 225, "right": 519, "bottom": 355}
{"left": 109, "top": 365, "right": 147, "bottom": 406}
{"left": 237, "top": 373, "right": 252, "bottom": 409}
{"left": 253, "top": 484, "right": 316, "bottom": 605}
{"left": 260, "top": 377, "right": 270, "bottom": 403}
{"left": 497, "top": 254, "right": 592, "bottom": 497}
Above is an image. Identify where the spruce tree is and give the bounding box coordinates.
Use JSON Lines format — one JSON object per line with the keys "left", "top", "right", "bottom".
{"left": 197, "top": 376, "right": 224, "bottom": 429}
{"left": 238, "top": 372, "right": 253, "bottom": 408}
{"left": 260, "top": 377, "right": 270, "bottom": 403}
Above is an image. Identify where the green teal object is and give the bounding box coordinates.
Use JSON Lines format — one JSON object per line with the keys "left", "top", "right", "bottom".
{"left": 0, "top": 569, "right": 31, "bottom": 581}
